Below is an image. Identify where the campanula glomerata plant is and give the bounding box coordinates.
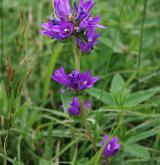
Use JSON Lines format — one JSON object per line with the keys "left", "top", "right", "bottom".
{"left": 40, "top": 0, "right": 120, "bottom": 163}
{"left": 3, "top": 0, "right": 160, "bottom": 164}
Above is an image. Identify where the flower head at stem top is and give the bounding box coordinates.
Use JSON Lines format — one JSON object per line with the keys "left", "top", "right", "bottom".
{"left": 40, "top": 0, "right": 105, "bottom": 52}
{"left": 100, "top": 134, "right": 120, "bottom": 158}
{"left": 51, "top": 67, "right": 99, "bottom": 92}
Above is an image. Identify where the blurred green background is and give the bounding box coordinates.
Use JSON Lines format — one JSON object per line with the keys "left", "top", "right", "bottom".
{"left": 0, "top": 0, "right": 160, "bottom": 164}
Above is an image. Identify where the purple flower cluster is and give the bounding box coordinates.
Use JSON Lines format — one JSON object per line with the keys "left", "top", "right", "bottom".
{"left": 40, "top": 0, "right": 105, "bottom": 52}
{"left": 100, "top": 134, "right": 120, "bottom": 158}
{"left": 51, "top": 67, "right": 99, "bottom": 92}
{"left": 51, "top": 67, "right": 97, "bottom": 115}
{"left": 68, "top": 97, "right": 91, "bottom": 115}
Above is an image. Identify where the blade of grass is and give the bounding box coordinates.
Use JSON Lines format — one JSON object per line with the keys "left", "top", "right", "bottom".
{"left": 52, "top": 135, "right": 82, "bottom": 161}
{"left": 137, "top": 0, "right": 148, "bottom": 77}
{"left": 42, "top": 44, "right": 62, "bottom": 105}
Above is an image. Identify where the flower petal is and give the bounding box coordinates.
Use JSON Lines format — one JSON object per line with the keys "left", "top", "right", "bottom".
{"left": 54, "top": 0, "right": 71, "bottom": 18}
{"left": 51, "top": 67, "right": 70, "bottom": 86}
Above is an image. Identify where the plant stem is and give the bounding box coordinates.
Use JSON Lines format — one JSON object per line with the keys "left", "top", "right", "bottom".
{"left": 72, "top": 37, "right": 80, "bottom": 71}
{"left": 72, "top": 37, "right": 96, "bottom": 151}
{"left": 80, "top": 101, "right": 97, "bottom": 151}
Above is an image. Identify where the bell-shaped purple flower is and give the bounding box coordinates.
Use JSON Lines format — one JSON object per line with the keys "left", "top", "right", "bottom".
{"left": 74, "top": 0, "right": 95, "bottom": 21}
{"left": 51, "top": 67, "right": 99, "bottom": 91}
{"left": 80, "top": 15, "right": 105, "bottom": 30}
{"left": 51, "top": 66, "right": 70, "bottom": 86}
{"left": 68, "top": 97, "right": 92, "bottom": 115}
{"left": 76, "top": 28, "right": 100, "bottom": 52}
{"left": 40, "top": 20, "right": 74, "bottom": 40}
{"left": 78, "top": 0, "right": 95, "bottom": 13}
{"left": 54, "top": 0, "right": 71, "bottom": 18}
{"left": 68, "top": 97, "right": 80, "bottom": 115}
{"left": 100, "top": 134, "right": 120, "bottom": 158}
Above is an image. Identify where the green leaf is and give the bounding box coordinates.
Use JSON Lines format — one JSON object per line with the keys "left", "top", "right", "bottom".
{"left": 87, "top": 147, "right": 104, "bottom": 165}
{"left": 124, "top": 144, "right": 150, "bottom": 160}
{"left": 43, "top": 122, "right": 54, "bottom": 159}
{"left": 13, "top": 160, "right": 25, "bottom": 165}
{"left": 124, "top": 89, "right": 157, "bottom": 106}
{"left": 61, "top": 90, "right": 74, "bottom": 114}
{"left": 127, "top": 126, "right": 160, "bottom": 143}
{"left": 39, "top": 159, "right": 54, "bottom": 165}
{"left": 52, "top": 136, "right": 82, "bottom": 161}
{"left": 111, "top": 73, "right": 125, "bottom": 93}
{"left": 86, "top": 88, "right": 115, "bottom": 105}
{"left": 76, "top": 158, "right": 89, "bottom": 165}
{"left": 42, "top": 44, "right": 62, "bottom": 104}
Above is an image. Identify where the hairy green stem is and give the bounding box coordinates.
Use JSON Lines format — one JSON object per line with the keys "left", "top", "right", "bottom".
{"left": 80, "top": 101, "right": 97, "bottom": 151}
{"left": 72, "top": 37, "right": 97, "bottom": 151}
{"left": 72, "top": 37, "right": 80, "bottom": 71}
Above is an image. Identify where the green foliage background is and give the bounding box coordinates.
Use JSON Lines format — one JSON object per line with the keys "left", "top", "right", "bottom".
{"left": 0, "top": 0, "right": 160, "bottom": 164}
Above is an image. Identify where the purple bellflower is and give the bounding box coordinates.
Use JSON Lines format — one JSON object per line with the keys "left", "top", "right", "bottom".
{"left": 51, "top": 67, "right": 99, "bottom": 91}
{"left": 40, "top": 0, "right": 105, "bottom": 52}
{"left": 68, "top": 97, "right": 80, "bottom": 115}
{"left": 68, "top": 97, "right": 92, "bottom": 115}
{"left": 41, "top": 20, "right": 74, "bottom": 39}
{"left": 100, "top": 134, "right": 120, "bottom": 158}
{"left": 76, "top": 28, "right": 100, "bottom": 52}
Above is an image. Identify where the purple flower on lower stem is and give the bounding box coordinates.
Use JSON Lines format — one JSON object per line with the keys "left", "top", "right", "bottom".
{"left": 68, "top": 97, "right": 80, "bottom": 115}
{"left": 40, "top": 0, "right": 105, "bottom": 52}
{"left": 100, "top": 134, "right": 120, "bottom": 158}
{"left": 68, "top": 97, "right": 92, "bottom": 115}
{"left": 51, "top": 67, "right": 99, "bottom": 91}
